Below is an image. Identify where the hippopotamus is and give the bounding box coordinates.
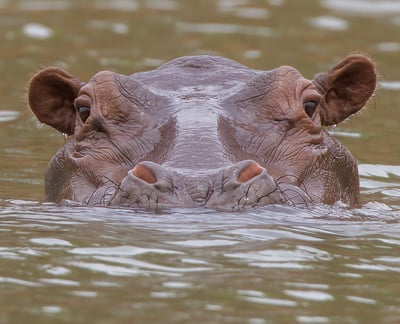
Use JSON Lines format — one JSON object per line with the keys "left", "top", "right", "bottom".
{"left": 28, "top": 54, "right": 376, "bottom": 210}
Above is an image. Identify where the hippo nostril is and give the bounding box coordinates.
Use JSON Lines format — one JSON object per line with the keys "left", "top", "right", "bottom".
{"left": 237, "top": 161, "right": 263, "bottom": 183}
{"left": 129, "top": 161, "right": 174, "bottom": 193}
{"left": 132, "top": 164, "right": 157, "bottom": 184}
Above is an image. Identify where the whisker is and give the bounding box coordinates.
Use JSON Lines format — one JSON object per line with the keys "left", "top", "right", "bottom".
{"left": 280, "top": 187, "right": 310, "bottom": 207}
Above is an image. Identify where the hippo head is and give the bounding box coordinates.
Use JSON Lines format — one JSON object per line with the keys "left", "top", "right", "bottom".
{"left": 28, "top": 54, "right": 376, "bottom": 210}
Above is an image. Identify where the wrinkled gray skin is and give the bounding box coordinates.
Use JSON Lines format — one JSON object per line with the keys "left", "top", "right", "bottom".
{"left": 28, "top": 54, "right": 376, "bottom": 210}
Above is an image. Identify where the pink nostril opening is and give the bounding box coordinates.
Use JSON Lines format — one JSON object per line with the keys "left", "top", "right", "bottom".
{"left": 237, "top": 161, "right": 263, "bottom": 183}
{"left": 132, "top": 164, "right": 157, "bottom": 184}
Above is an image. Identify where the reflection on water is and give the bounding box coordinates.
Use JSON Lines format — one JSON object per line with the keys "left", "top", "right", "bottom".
{"left": 322, "top": 0, "right": 400, "bottom": 15}
{"left": 307, "top": 16, "right": 348, "bottom": 31}
{"left": 1, "top": 0, "right": 400, "bottom": 323}
{"left": 380, "top": 81, "right": 400, "bottom": 90}
{"left": 176, "top": 22, "right": 273, "bottom": 37}
{"left": 21, "top": 22, "right": 53, "bottom": 39}
{"left": 0, "top": 110, "right": 19, "bottom": 122}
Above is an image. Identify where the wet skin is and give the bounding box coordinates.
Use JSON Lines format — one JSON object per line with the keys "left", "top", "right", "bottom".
{"left": 28, "top": 54, "right": 376, "bottom": 210}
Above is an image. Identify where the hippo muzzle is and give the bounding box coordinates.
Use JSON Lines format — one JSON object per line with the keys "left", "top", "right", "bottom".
{"left": 100, "top": 160, "right": 286, "bottom": 210}
{"left": 28, "top": 55, "right": 376, "bottom": 210}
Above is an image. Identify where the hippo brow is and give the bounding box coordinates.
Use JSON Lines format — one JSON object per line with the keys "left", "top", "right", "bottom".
{"left": 231, "top": 71, "right": 277, "bottom": 105}
{"left": 114, "top": 77, "right": 150, "bottom": 108}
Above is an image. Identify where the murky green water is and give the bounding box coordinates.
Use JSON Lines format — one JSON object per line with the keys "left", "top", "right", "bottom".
{"left": 1, "top": 0, "right": 400, "bottom": 323}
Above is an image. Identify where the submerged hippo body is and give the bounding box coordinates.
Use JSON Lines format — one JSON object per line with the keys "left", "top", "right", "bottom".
{"left": 28, "top": 54, "right": 376, "bottom": 210}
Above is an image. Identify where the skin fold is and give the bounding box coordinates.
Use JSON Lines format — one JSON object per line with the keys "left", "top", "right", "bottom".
{"left": 28, "top": 54, "right": 376, "bottom": 210}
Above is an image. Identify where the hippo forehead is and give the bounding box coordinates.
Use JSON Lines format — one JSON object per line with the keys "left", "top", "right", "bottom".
{"left": 131, "top": 56, "right": 264, "bottom": 94}
{"left": 84, "top": 56, "right": 308, "bottom": 107}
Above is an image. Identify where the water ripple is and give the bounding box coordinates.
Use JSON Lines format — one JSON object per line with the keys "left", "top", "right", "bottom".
{"left": 30, "top": 238, "right": 73, "bottom": 246}
{"left": 0, "top": 277, "right": 42, "bottom": 287}
{"left": 297, "top": 316, "right": 329, "bottom": 324}
{"left": 94, "top": 256, "right": 212, "bottom": 274}
{"left": 0, "top": 110, "right": 19, "bottom": 122}
{"left": 166, "top": 239, "right": 238, "bottom": 247}
{"left": 145, "top": 0, "right": 178, "bottom": 11}
{"left": 238, "top": 289, "right": 297, "bottom": 307}
{"left": 322, "top": 0, "right": 400, "bottom": 15}
{"left": 346, "top": 295, "right": 376, "bottom": 304}
{"left": 22, "top": 23, "right": 53, "bottom": 39}
{"left": 68, "top": 262, "right": 141, "bottom": 276}
{"left": 39, "top": 278, "right": 80, "bottom": 286}
{"left": 241, "top": 295, "right": 297, "bottom": 307}
{"left": 308, "top": 16, "right": 348, "bottom": 31}
{"left": 176, "top": 22, "right": 273, "bottom": 37}
{"left": 380, "top": 81, "right": 400, "bottom": 90}
{"left": 227, "top": 228, "right": 323, "bottom": 241}
{"left": 284, "top": 290, "right": 334, "bottom": 302}
{"left": 18, "top": 0, "right": 70, "bottom": 11}
{"left": 226, "top": 245, "right": 331, "bottom": 269}
{"left": 71, "top": 245, "right": 182, "bottom": 256}
{"left": 95, "top": 0, "right": 139, "bottom": 11}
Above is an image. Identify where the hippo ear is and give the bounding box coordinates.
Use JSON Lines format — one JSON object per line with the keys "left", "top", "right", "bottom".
{"left": 28, "top": 67, "right": 84, "bottom": 135}
{"left": 313, "top": 54, "right": 376, "bottom": 126}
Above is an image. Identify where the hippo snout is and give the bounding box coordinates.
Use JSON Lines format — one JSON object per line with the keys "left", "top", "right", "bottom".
{"left": 108, "top": 161, "right": 179, "bottom": 209}
{"left": 106, "top": 160, "right": 283, "bottom": 210}
{"left": 205, "top": 160, "right": 284, "bottom": 210}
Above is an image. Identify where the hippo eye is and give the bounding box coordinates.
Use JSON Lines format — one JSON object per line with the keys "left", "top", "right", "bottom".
{"left": 78, "top": 106, "right": 91, "bottom": 122}
{"left": 303, "top": 101, "right": 318, "bottom": 118}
